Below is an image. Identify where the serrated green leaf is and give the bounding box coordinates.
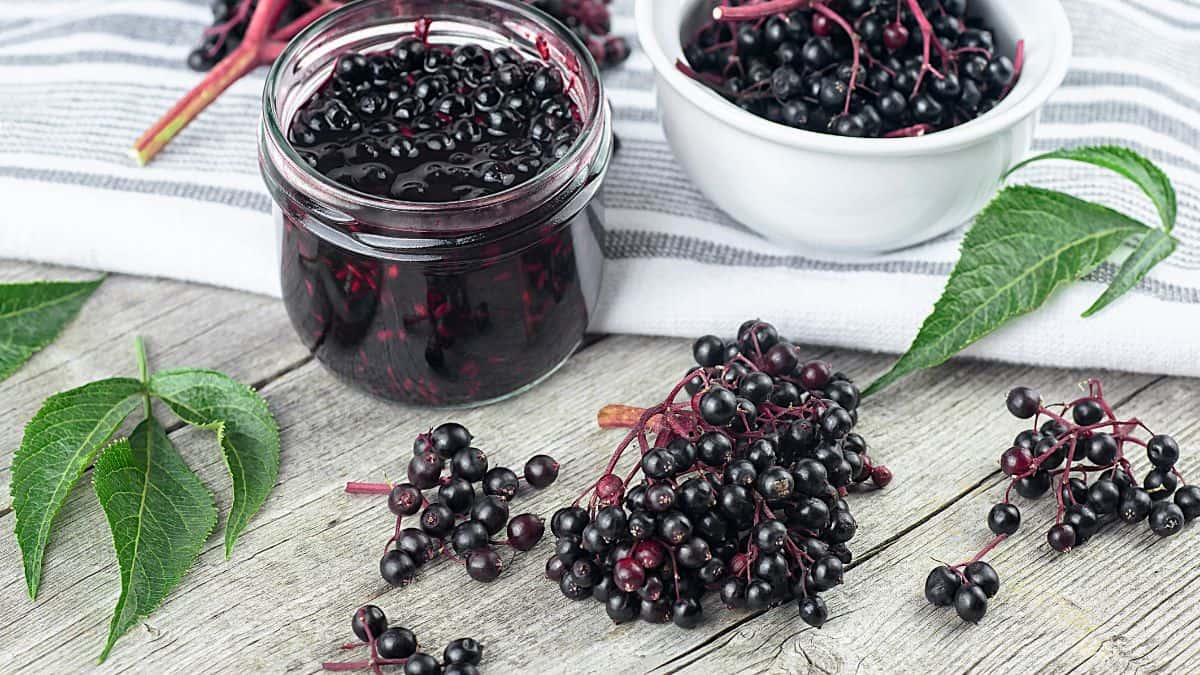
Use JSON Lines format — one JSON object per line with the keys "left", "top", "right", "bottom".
{"left": 1083, "top": 228, "right": 1179, "bottom": 318}
{"left": 0, "top": 278, "right": 104, "bottom": 382}
{"left": 93, "top": 418, "right": 217, "bottom": 663}
{"left": 1008, "top": 145, "right": 1177, "bottom": 231}
{"left": 147, "top": 369, "right": 279, "bottom": 557}
{"left": 11, "top": 378, "right": 144, "bottom": 598}
{"left": 865, "top": 186, "right": 1149, "bottom": 396}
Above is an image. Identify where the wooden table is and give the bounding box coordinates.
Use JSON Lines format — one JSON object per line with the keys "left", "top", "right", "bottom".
{"left": 1, "top": 260, "right": 1196, "bottom": 674}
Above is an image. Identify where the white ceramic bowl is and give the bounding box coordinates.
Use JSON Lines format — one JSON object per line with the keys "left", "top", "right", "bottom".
{"left": 635, "top": 0, "right": 1073, "bottom": 253}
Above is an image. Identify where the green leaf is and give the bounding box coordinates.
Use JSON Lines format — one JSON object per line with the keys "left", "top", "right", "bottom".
{"left": 865, "top": 186, "right": 1149, "bottom": 396}
{"left": 10, "top": 378, "right": 144, "bottom": 598}
{"left": 1008, "top": 145, "right": 1177, "bottom": 231}
{"left": 1082, "top": 228, "right": 1179, "bottom": 318}
{"left": 0, "top": 278, "right": 104, "bottom": 382}
{"left": 93, "top": 418, "right": 217, "bottom": 663}
{"left": 147, "top": 369, "right": 279, "bottom": 556}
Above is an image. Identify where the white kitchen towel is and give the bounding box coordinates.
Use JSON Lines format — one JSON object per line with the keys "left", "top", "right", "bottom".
{"left": 0, "top": 0, "right": 1198, "bottom": 378}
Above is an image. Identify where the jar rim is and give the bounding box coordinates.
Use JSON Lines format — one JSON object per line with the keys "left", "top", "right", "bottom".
{"left": 261, "top": 0, "right": 606, "bottom": 222}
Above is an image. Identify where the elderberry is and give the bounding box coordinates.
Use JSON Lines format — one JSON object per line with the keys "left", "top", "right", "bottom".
{"left": 954, "top": 584, "right": 988, "bottom": 623}
{"left": 547, "top": 319, "right": 890, "bottom": 629}
{"left": 987, "top": 503, "right": 1021, "bottom": 535}
{"left": 351, "top": 605, "right": 388, "bottom": 642}
{"left": 964, "top": 561, "right": 999, "bottom": 598}
{"left": 378, "top": 627, "right": 418, "bottom": 660}
{"left": 1176, "top": 485, "right": 1200, "bottom": 521}
{"left": 406, "top": 654, "right": 441, "bottom": 675}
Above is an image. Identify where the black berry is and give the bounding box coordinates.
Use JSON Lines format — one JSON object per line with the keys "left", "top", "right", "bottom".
{"left": 351, "top": 605, "right": 387, "bottom": 642}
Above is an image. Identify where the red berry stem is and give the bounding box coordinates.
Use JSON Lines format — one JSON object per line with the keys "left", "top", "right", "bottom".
{"left": 597, "top": 404, "right": 663, "bottom": 430}
{"left": 383, "top": 515, "right": 404, "bottom": 556}
{"left": 712, "top": 0, "right": 812, "bottom": 22}
{"left": 903, "top": 0, "right": 945, "bottom": 96}
{"left": 132, "top": 0, "right": 341, "bottom": 165}
{"left": 675, "top": 60, "right": 734, "bottom": 91}
{"left": 322, "top": 660, "right": 408, "bottom": 673}
{"left": 953, "top": 533, "right": 1007, "bottom": 570}
{"left": 810, "top": 4, "right": 860, "bottom": 115}
{"left": 345, "top": 482, "right": 394, "bottom": 495}
{"left": 579, "top": 369, "right": 699, "bottom": 507}
{"left": 998, "top": 39, "right": 1025, "bottom": 99}
{"left": 883, "top": 123, "right": 934, "bottom": 138}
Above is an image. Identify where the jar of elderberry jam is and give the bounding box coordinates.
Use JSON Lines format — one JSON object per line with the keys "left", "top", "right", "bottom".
{"left": 260, "top": 0, "right": 611, "bottom": 406}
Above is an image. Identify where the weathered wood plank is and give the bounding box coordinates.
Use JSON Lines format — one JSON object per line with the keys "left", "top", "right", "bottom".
{"left": 0, "top": 319, "right": 1163, "bottom": 674}
{"left": 0, "top": 261, "right": 309, "bottom": 501}
{"left": 666, "top": 376, "right": 1200, "bottom": 674}
{"left": 0, "top": 261, "right": 1183, "bottom": 674}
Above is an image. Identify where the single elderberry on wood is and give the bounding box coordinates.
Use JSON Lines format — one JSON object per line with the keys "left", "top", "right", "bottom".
{"left": 547, "top": 319, "right": 891, "bottom": 629}
{"left": 323, "top": 605, "right": 486, "bottom": 673}
{"left": 344, "top": 422, "right": 557, "bottom": 589}
{"left": 679, "top": 0, "right": 1024, "bottom": 138}
{"left": 927, "top": 379, "right": 1194, "bottom": 623}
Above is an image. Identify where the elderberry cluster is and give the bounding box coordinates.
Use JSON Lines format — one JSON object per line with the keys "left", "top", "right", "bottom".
{"left": 324, "top": 604, "right": 484, "bottom": 674}
{"left": 546, "top": 320, "right": 890, "bottom": 629}
{"left": 348, "top": 423, "right": 557, "bottom": 588}
{"left": 927, "top": 380, "right": 1199, "bottom": 624}
{"left": 683, "top": 0, "right": 1019, "bottom": 137}
{"left": 923, "top": 560, "right": 998, "bottom": 624}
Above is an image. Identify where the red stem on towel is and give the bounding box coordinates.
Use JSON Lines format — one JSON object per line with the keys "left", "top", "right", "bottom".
{"left": 131, "top": 0, "right": 342, "bottom": 165}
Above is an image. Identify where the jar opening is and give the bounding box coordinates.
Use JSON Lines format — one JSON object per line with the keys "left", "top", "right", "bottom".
{"left": 261, "top": 0, "right": 610, "bottom": 238}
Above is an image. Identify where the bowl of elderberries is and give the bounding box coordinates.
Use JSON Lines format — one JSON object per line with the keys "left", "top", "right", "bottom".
{"left": 635, "top": 0, "right": 1072, "bottom": 253}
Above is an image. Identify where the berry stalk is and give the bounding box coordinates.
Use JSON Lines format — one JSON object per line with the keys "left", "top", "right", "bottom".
{"left": 998, "top": 39, "right": 1026, "bottom": 99}
{"left": 810, "top": 3, "right": 860, "bottom": 115}
{"left": 903, "top": 0, "right": 945, "bottom": 95}
{"left": 883, "top": 123, "right": 934, "bottom": 138}
{"left": 345, "top": 482, "right": 394, "bottom": 495}
{"left": 597, "top": 404, "right": 663, "bottom": 430}
{"left": 132, "top": 0, "right": 341, "bottom": 165}
{"left": 712, "top": 0, "right": 812, "bottom": 21}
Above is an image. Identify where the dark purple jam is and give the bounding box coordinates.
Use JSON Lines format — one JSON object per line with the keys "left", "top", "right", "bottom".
{"left": 280, "top": 214, "right": 597, "bottom": 406}
{"left": 287, "top": 34, "right": 583, "bottom": 202}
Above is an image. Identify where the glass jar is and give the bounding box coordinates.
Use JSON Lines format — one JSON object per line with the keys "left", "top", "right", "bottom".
{"left": 260, "top": 0, "right": 611, "bottom": 406}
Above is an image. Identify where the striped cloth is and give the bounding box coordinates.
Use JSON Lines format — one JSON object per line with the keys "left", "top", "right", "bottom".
{"left": 1, "top": 0, "right": 1198, "bottom": 378}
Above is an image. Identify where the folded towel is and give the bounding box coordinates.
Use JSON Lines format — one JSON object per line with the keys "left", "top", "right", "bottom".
{"left": 1, "top": 0, "right": 1198, "bottom": 378}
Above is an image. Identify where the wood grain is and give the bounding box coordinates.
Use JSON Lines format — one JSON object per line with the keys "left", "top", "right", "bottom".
{"left": 0, "top": 260, "right": 1194, "bottom": 675}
